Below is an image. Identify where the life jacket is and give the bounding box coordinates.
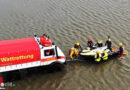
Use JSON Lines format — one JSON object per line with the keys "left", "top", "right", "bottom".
{"left": 40, "top": 36, "right": 46, "bottom": 45}
{"left": 44, "top": 39, "right": 52, "bottom": 47}
{"left": 40, "top": 36, "right": 52, "bottom": 47}
{"left": 70, "top": 47, "right": 75, "bottom": 59}
{"left": 95, "top": 53, "right": 102, "bottom": 62}
{"left": 74, "top": 48, "right": 79, "bottom": 56}
{"left": 70, "top": 47, "right": 79, "bottom": 59}
{"left": 102, "top": 52, "right": 108, "bottom": 60}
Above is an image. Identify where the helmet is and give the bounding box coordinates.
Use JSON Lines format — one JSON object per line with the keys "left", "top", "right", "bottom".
{"left": 98, "top": 40, "right": 103, "bottom": 44}
{"left": 96, "top": 51, "right": 100, "bottom": 54}
{"left": 119, "top": 43, "right": 123, "bottom": 46}
{"left": 89, "top": 38, "right": 92, "bottom": 41}
{"left": 103, "top": 51, "right": 106, "bottom": 53}
{"left": 108, "top": 39, "right": 111, "bottom": 41}
{"left": 76, "top": 42, "right": 80, "bottom": 46}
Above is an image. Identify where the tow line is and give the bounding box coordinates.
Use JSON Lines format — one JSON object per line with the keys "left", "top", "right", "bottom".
{"left": 65, "top": 57, "right": 85, "bottom": 62}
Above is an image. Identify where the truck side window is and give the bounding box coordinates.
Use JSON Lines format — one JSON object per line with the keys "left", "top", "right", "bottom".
{"left": 44, "top": 49, "right": 55, "bottom": 56}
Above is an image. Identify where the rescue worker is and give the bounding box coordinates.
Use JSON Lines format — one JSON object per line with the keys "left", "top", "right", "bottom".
{"left": 102, "top": 51, "right": 108, "bottom": 61}
{"left": 94, "top": 51, "right": 102, "bottom": 62}
{"left": 118, "top": 43, "right": 124, "bottom": 58}
{"left": 69, "top": 47, "right": 79, "bottom": 59}
{"left": 74, "top": 48, "right": 79, "bottom": 59}
{"left": 74, "top": 42, "right": 82, "bottom": 51}
{"left": 69, "top": 42, "right": 82, "bottom": 59}
{"left": 45, "top": 50, "right": 51, "bottom": 56}
{"left": 46, "top": 36, "right": 52, "bottom": 45}
{"left": 87, "top": 38, "right": 93, "bottom": 49}
{"left": 105, "top": 38, "right": 112, "bottom": 51}
{"left": 42, "top": 34, "right": 47, "bottom": 39}
{"left": 40, "top": 34, "right": 47, "bottom": 46}
{"left": 96, "top": 40, "right": 103, "bottom": 47}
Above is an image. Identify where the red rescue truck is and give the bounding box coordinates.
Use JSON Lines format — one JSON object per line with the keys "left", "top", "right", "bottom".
{"left": 0, "top": 34, "right": 66, "bottom": 73}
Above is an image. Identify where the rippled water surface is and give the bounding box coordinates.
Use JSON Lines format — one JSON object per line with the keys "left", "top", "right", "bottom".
{"left": 0, "top": 0, "right": 130, "bottom": 90}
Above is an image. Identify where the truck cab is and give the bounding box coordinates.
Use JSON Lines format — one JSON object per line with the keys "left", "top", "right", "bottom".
{"left": 34, "top": 34, "right": 66, "bottom": 66}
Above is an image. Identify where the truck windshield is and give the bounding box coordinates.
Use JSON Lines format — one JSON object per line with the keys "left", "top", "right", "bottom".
{"left": 44, "top": 49, "right": 55, "bottom": 56}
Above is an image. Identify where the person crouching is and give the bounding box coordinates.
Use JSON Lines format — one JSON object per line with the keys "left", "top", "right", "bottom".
{"left": 95, "top": 51, "right": 102, "bottom": 62}
{"left": 102, "top": 51, "right": 108, "bottom": 61}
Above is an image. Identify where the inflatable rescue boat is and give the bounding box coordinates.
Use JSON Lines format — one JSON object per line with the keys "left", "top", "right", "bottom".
{"left": 80, "top": 46, "right": 119, "bottom": 61}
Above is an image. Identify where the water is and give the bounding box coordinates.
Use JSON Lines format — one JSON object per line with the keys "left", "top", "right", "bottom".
{"left": 0, "top": 0, "right": 130, "bottom": 90}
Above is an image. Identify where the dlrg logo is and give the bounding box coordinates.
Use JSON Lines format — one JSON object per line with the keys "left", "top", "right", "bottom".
{"left": 0, "top": 77, "right": 5, "bottom": 89}
{"left": 0, "top": 83, "right": 5, "bottom": 87}
{"left": 0, "top": 76, "right": 15, "bottom": 89}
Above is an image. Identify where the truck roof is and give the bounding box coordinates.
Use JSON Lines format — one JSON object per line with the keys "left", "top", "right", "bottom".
{"left": 0, "top": 37, "right": 41, "bottom": 67}
{"left": 0, "top": 37, "right": 39, "bottom": 54}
